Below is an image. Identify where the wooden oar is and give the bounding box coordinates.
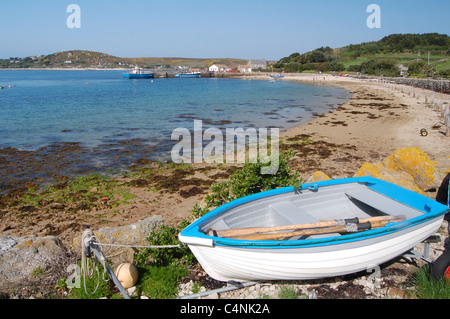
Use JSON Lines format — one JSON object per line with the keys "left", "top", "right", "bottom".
{"left": 209, "top": 215, "right": 405, "bottom": 238}
{"left": 228, "top": 216, "right": 405, "bottom": 241}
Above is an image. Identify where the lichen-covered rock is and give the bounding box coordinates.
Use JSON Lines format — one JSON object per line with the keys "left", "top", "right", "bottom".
{"left": 73, "top": 215, "right": 165, "bottom": 266}
{"left": 354, "top": 148, "right": 449, "bottom": 194}
{"left": 383, "top": 147, "right": 441, "bottom": 190}
{"left": 354, "top": 162, "right": 424, "bottom": 195}
{"left": 0, "top": 236, "right": 69, "bottom": 288}
{"left": 435, "top": 156, "right": 450, "bottom": 181}
{"left": 306, "top": 171, "right": 331, "bottom": 183}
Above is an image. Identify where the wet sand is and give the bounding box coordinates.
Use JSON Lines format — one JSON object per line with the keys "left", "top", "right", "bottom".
{"left": 1, "top": 73, "right": 449, "bottom": 249}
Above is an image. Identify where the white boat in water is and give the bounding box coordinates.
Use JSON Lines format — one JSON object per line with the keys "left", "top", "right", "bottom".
{"left": 175, "top": 71, "right": 201, "bottom": 78}
{"left": 122, "top": 66, "right": 155, "bottom": 79}
{"left": 179, "top": 176, "right": 449, "bottom": 282}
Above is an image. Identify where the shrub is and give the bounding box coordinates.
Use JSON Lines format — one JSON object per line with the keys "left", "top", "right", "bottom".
{"left": 135, "top": 224, "right": 194, "bottom": 266}
{"left": 360, "top": 58, "right": 399, "bottom": 77}
{"left": 205, "top": 151, "right": 302, "bottom": 207}
{"left": 347, "top": 64, "right": 361, "bottom": 72}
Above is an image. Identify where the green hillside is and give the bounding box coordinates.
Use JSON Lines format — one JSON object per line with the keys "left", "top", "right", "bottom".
{"left": 273, "top": 33, "right": 450, "bottom": 78}
{"left": 0, "top": 50, "right": 247, "bottom": 69}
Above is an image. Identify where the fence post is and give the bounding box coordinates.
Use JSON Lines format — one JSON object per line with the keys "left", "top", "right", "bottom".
{"left": 446, "top": 113, "right": 450, "bottom": 137}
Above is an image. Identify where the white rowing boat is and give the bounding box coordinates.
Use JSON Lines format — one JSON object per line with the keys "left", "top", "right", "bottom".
{"left": 179, "top": 177, "right": 449, "bottom": 282}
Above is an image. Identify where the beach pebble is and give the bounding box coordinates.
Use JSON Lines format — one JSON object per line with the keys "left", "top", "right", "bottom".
{"left": 50, "top": 202, "right": 65, "bottom": 209}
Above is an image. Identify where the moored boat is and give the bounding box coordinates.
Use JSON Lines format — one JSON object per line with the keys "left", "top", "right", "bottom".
{"left": 270, "top": 73, "right": 284, "bottom": 78}
{"left": 175, "top": 71, "right": 201, "bottom": 78}
{"left": 122, "top": 66, "right": 155, "bottom": 79}
{"left": 179, "top": 176, "right": 449, "bottom": 282}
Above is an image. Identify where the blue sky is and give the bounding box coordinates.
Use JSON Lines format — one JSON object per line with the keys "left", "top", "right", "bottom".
{"left": 0, "top": 0, "right": 448, "bottom": 60}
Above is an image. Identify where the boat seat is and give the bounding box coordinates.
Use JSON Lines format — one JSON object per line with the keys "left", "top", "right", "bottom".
{"left": 270, "top": 201, "right": 340, "bottom": 240}
{"left": 270, "top": 202, "right": 319, "bottom": 225}
{"left": 345, "top": 189, "right": 423, "bottom": 219}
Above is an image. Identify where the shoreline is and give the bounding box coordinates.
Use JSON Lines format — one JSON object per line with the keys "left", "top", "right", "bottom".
{"left": 253, "top": 72, "right": 449, "bottom": 161}
{"left": 1, "top": 74, "right": 449, "bottom": 247}
{"left": 1, "top": 72, "right": 450, "bottom": 299}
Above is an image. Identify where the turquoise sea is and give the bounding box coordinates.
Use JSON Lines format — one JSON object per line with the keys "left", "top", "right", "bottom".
{"left": 0, "top": 70, "right": 351, "bottom": 192}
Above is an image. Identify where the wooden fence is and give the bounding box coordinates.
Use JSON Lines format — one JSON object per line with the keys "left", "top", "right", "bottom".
{"left": 377, "top": 79, "right": 450, "bottom": 137}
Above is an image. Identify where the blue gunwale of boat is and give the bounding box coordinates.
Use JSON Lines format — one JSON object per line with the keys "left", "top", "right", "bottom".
{"left": 180, "top": 176, "right": 450, "bottom": 249}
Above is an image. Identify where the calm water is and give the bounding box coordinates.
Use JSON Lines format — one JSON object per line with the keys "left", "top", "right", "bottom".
{"left": 0, "top": 70, "right": 351, "bottom": 150}
{"left": 0, "top": 70, "right": 351, "bottom": 191}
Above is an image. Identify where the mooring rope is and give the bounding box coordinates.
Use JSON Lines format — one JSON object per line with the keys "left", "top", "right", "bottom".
{"left": 79, "top": 228, "right": 182, "bottom": 297}
{"left": 92, "top": 242, "right": 181, "bottom": 249}
{"left": 80, "top": 228, "right": 108, "bottom": 296}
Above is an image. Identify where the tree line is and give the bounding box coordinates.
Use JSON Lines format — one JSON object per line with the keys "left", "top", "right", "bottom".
{"left": 273, "top": 33, "right": 449, "bottom": 78}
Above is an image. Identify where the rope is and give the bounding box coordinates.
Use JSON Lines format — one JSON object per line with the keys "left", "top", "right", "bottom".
{"left": 80, "top": 228, "right": 108, "bottom": 296}
{"left": 92, "top": 242, "right": 181, "bottom": 249}
{"left": 79, "top": 228, "right": 183, "bottom": 296}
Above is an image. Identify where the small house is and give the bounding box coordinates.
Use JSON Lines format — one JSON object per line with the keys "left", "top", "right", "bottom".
{"left": 238, "top": 65, "right": 252, "bottom": 73}
{"left": 248, "top": 59, "right": 266, "bottom": 70}
{"left": 209, "top": 64, "right": 231, "bottom": 72}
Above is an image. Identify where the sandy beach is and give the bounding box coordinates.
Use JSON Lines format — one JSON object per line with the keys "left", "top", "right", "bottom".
{"left": 280, "top": 73, "right": 450, "bottom": 177}
{"left": 1, "top": 74, "right": 449, "bottom": 250}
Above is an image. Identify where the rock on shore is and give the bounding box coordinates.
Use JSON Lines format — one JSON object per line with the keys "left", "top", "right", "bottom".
{"left": 0, "top": 215, "right": 165, "bottom": 296}
{"left": 0, "top": 236, "right": 70, "bottom": 293}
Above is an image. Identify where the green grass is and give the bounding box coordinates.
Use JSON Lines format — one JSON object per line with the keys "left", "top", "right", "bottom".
{"left": 278, "top": 286, "right": 306, "bottom": 299}
{"left": 342, "top": 56, "right": 369, "bottom": 69}
{"left": 136, "top": 264, "right": 189, "bottom": 299}
{"left": 434, "top": 59, "right": 450, "bottom": 72}
{"left": 339, "top": 52, "right": 449, "bottom": 75}
{"left": 64, "top": 263, "right": 122, "bottom": 299}
{"left": 409, "top": 265, "right": 450, "bottom": 299}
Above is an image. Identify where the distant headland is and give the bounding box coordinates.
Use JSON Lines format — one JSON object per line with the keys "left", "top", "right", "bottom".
{"left": 1, "top": 33, "right": 449, "bottom": 79}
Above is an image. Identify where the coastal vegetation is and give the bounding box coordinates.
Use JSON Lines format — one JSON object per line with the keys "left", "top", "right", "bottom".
{"left": 3, "top": 33, "right": 448, "bottom": 78}
{"left": 0, "top": 50, "right": 247, "bottom": 70}
{"left": 273, "top": 33, "right": 450, "bottom": 78}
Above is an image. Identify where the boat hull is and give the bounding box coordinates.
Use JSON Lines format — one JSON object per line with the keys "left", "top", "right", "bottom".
{"left": 122, "top": 73, "right": 155, "bottom": 79}
{"left": 179, "top": 177, "right": 449, "bottom": 282}
{"left": 181, "top": 218, "right": 442, "bottom": 282}
{"left": 175, "top": 72, "right": 201, "bottom": 78}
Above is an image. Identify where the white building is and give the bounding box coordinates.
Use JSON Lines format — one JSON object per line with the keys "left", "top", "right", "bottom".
{"left": 209, "top": 64, "right": 231, "bottom": 72}
{"left": 238, "top": 65, "right": 252, "bottom": 73}
{"left": 248, "top": 59, "right": 267, "bottom": 70}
